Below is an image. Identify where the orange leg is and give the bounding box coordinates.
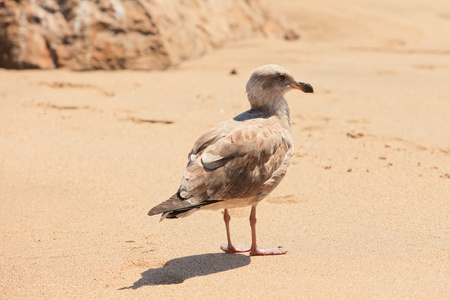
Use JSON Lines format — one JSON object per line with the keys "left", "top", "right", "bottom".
{"left": 220, "top": 209, "right": 250, "bottom": 253}
{"left": 249, "top": 205, "right": 287, "bottom": 256}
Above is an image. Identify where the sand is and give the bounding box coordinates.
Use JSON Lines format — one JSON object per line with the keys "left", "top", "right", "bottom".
{"left": 1, "top": 0, "right": 449, "bottom": 298}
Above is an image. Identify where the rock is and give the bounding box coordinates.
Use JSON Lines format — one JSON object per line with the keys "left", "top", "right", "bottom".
{"left": 0, "top": 0, "right": 299, "bottom": 70}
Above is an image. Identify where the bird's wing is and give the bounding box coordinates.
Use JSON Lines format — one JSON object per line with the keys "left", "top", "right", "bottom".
{"left": 179, "top": 118, "right": 293, "bottom": 204}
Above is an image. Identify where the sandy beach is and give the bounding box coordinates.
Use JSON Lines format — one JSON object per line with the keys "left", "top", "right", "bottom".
{"left": 1, "top": 0, "right": 449, "bottom": 298}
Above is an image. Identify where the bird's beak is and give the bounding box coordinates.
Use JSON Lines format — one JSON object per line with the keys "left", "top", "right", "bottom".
{"left": 290, "top": 81, "right": 314, "bottom": 93}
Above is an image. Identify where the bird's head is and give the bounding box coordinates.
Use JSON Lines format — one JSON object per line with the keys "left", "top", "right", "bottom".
{"left": 246, "top": 64, "right": 313, "bottom": 112}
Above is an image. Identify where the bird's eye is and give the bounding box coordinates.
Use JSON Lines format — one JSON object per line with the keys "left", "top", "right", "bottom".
{"left": 278, "top": 74, "right": 286, "bottom": 81}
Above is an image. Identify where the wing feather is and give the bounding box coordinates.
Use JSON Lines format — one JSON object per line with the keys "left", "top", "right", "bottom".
{"left": 179, "top": 118, "right": 292, "bottom": 203}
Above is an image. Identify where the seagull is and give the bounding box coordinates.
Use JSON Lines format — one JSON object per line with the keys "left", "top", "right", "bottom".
{"left": 148, "top": 64, "right": 313, "bottom": 255}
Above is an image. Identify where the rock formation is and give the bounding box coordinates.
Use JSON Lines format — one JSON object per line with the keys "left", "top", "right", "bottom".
{"left": 0, "top": 0, "right": 299, "bottom": 70}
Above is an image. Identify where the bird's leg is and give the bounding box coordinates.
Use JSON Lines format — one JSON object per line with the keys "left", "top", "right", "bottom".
{"left": 220, "top": 209, "right": 250, "bottom": 253}
{"left": 249, "top": 205, "right": 287, "bottom": 256}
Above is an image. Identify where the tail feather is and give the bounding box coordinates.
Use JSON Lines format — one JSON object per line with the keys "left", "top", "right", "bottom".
{"left": 148, "top": 192, "right": 221, "bottom": 221}
{"left": 148, "top": 193, "right": 188, "bottom": 216}
{"left": 159, "top": 207, "right": 199, "bottom": 221}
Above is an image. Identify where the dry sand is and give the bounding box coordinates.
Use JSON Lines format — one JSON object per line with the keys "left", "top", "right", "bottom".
{"left": 1, "top": 0, "right": 449, "bottom": 298}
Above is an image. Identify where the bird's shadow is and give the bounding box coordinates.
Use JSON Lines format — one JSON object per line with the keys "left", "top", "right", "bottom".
{"left": 119, "top": 253, "right": 250, "bottom": 289}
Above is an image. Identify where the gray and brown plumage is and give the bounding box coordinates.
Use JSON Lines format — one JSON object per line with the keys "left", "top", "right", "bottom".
{"left": 148, "top": 64, "right": 313, "bottom": 255}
